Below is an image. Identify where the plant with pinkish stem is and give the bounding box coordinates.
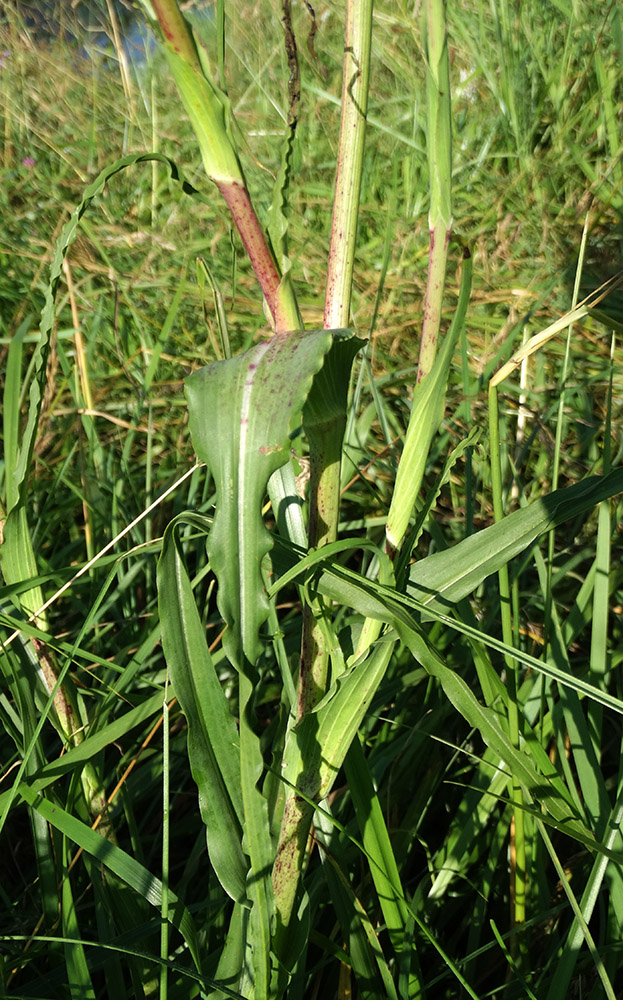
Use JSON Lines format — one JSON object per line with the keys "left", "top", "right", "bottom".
{"left": 5, "top": 1, "right": 623, "bottom": 997}
{"left": 143, "top": 1, "right": 623, "bottom": 995}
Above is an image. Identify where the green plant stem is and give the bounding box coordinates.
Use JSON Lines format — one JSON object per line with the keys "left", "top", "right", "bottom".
{"left": 216, "top": 179, "right": 290, "bottom": 330}
{"left": 298, "top": 0, "right": 373, "bottom": 713}
{"left": 148, "top": 0, "right": 299, "bottom": 331}
{"left": 323, "top": 0, "right": 373, "bottom": 331}
{"left": 417, "top": 0, "right": 452, "bottom": 382}
{"left": 296, "top": 433, "right": 343, "bottom": 717}
{"left": 489, "top": 384, "right": 526, "bottom": 951}
{"left": 273, "top": 0, "right": 373, "bottom": 938}
{"left": 160, "top": 692, "right": 170, "bottom": 1000}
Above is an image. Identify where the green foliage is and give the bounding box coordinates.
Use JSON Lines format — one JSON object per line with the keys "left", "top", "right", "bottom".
{"left": 1, "top": 1, "right": 623, "bottom": 998}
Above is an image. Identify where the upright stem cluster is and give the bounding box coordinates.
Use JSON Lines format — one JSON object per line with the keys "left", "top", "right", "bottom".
{"left": 273, "top": 0, "right": 374, "bottom": 935}
{"left": 146, "top": 0, "right": 373, "bottom": 942}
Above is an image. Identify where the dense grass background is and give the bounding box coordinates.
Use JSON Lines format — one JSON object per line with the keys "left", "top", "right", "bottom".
{"left": 1, "top": 0, "right": 622, "bottom": 997}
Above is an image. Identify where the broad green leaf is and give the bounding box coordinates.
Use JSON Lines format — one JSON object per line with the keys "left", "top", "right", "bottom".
{"left": 158, "top": 513, "right": 247, "bottom": 903}
{"left": 185, "top": 328, "right": 357, "bottom": 668}
{"left": 303, "top": 334, "right": 364, "bottom": 434}
{"left": 281, "top": 640, "right": 395, "bottom": 802}
{"left": 408, "top": 467, "right": 623, "bottom": 611}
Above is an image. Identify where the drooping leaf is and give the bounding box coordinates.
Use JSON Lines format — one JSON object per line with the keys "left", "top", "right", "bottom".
{"left": 273, "top": 462, "right": 623, "bottom": 861}
{"left": 290, "top": 567, "right": 622, "bottom": 861}
{"left": 185, "top": 328, "right": 359, "bottom": 669}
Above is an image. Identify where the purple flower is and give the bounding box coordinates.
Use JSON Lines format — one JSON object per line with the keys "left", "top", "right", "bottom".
{"left": 22, "top": 157, "right": 36, "bottom": 168}
{"left": 0, "top": 51, "right": 10, "bottom": 70}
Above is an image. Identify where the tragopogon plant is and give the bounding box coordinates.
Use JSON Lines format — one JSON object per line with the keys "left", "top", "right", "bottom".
{"left": 146, "top": 1, "right": 623, "bottom": 996}
{"left": 4, "top": 1, "right": 623, "bottom": 998}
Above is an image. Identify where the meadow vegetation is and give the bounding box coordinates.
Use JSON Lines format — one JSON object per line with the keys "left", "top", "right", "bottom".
{"left": 1, "top": 0, "right": 622, "bottom": 997}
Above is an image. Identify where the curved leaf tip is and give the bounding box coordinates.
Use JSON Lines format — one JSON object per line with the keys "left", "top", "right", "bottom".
{"left": 186, "top": 328, "right": 359, "bottom": 668}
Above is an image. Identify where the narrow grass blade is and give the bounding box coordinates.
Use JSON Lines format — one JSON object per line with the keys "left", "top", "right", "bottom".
{"left": 17, "top": 784, "right": 203, "bottom": 972}
{"left": 158, "top": 513, "right": 247, "bottom": 903}
{"left": 61, "top": 836, "right": 96, "bottom": 1000}
{"left": 344, "top": 736, "right": 422, "bottom": 996}
{"left": 315, "top": 805, "right": 399, "bottom": 1000}
{"left": 385, "top": 248, "right": 471, "bottom": 555}
{"left": 407, "top": 467, "right": 623, "bottom": 611}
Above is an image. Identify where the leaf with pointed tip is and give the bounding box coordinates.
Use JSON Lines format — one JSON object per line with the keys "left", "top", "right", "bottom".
{"left": 158, "top": 513, "right": 247, "bottom": 904}
{"left": 407, "top": 467, "right": 623, "bottom": 612}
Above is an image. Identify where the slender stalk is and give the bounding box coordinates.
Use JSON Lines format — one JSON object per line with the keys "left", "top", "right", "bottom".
{"left": 273, "top": 0, "right": 374, "bottom": 936}
{"left": 488, "top": 384, "right": 526, "bottom": 953}
{"left": 147, "top": 0, "right": 299, "bottom": 331}
{"left": 417, "top": 0, "right": 452, "bottom": 382}
{"left": 323, "top": 0, "right": 373, "bottom": 331}
{"left": 160, "top": 691, "right": 170, "bottom": 1000}
{"left": 545, "top": 212, "right": 588, "bottom": 671}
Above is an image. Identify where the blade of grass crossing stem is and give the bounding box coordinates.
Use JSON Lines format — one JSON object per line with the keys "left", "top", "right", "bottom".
{"left": 464, "top": 806, "right": 511, "bottom": 984}
{"left": 0, "top": 632, "right": 77, "bottom": 838}
{"left": 488, "top": 383, "right": 526, "bottom": 946}
{"left": 17, "top": 783, "right": 203, "bottom": 971}
{"left": 313, "top": 804, "right": 399, "bottom": 1000}
{"left": 4, "top": 645, "right": 60, "bottom": 923}
{"left": 489, "top": 920, "right": 539, "bottom": 1000}
{"left": 294, "top": 782, "right": 481, "bottom": 998}
{"left": 545, "top": 211, "right": 589, "bottom": 662}
{"left": 530, "top": 546, "right": 612, "bottom": 829}
{"left": 417, "top": 0, "right": 453, "bottom": 382}
{"left": 61, "top": 833, "right": 96, "bottom": 1000}
{"left": 428, "top": 744, "right": 513, "bottom": 900}
{"left": 542, "top": 785, "right": 623, "bottom": 1000}
{"left": 0, "top": 690, "right": 164, "bottom": 811}
{"left": 344, "top": 736, "right": 424, "bottom": 996}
